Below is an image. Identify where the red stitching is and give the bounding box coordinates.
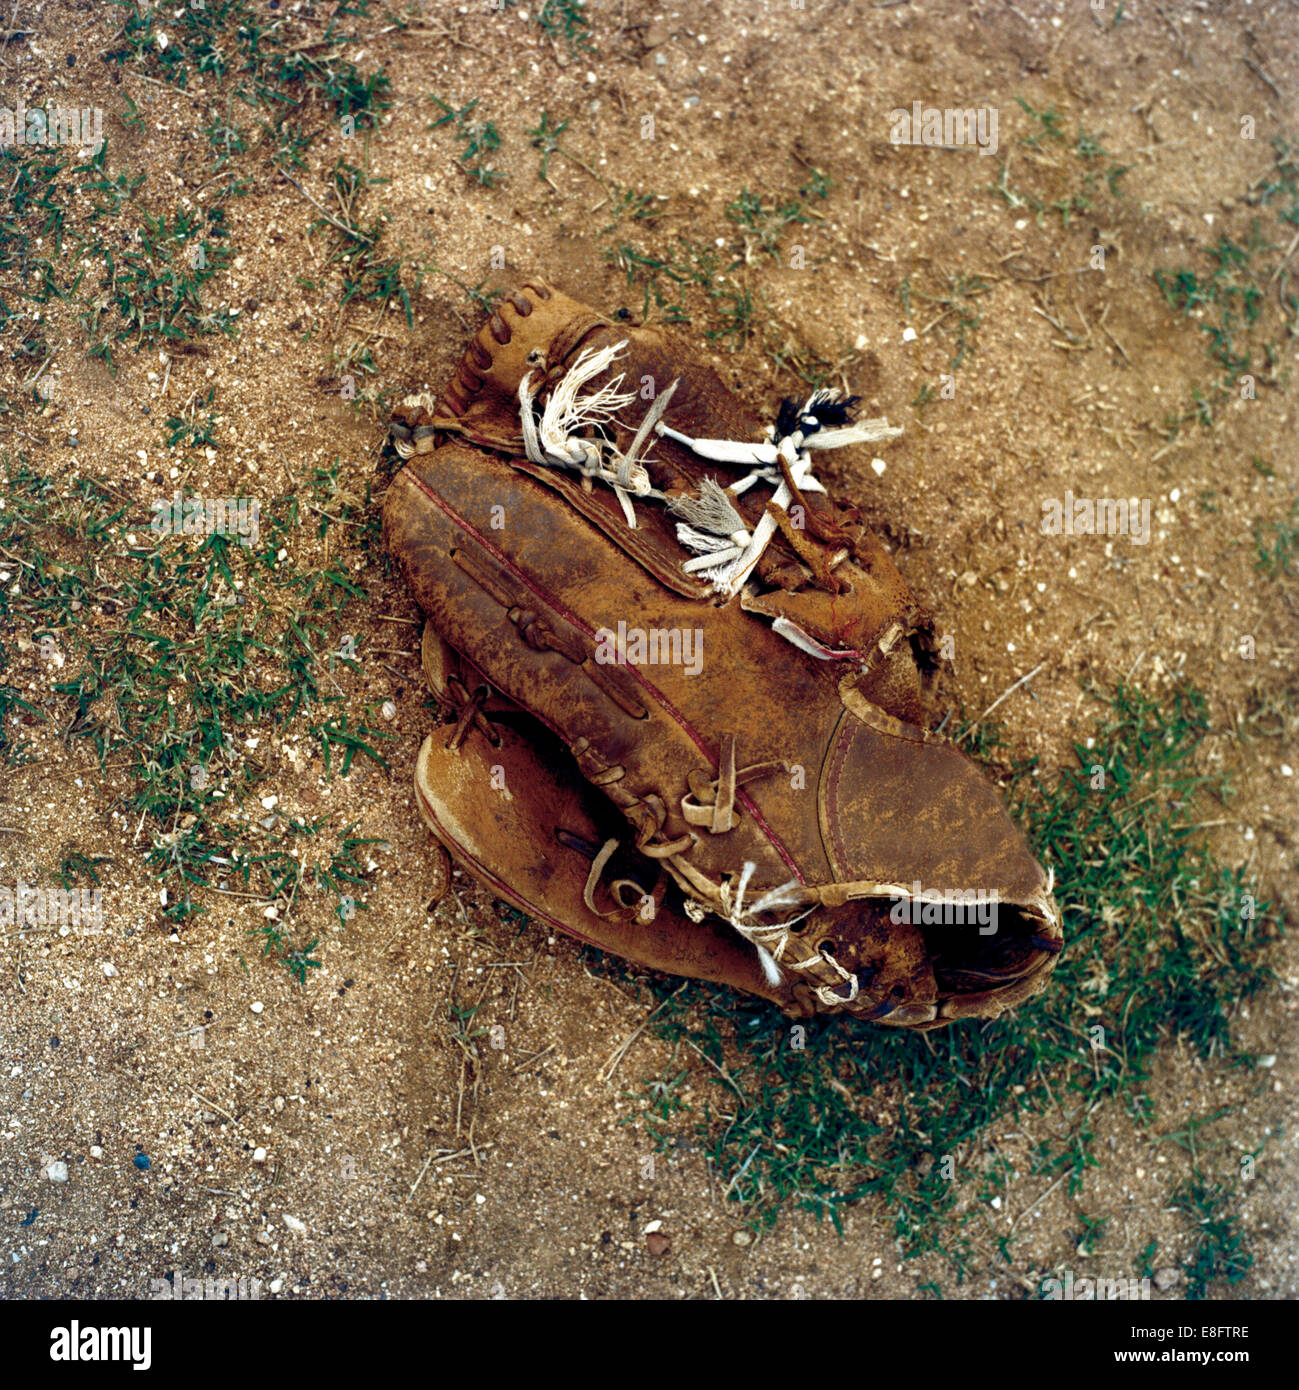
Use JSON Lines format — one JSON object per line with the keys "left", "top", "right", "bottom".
{"left": 400, "top": 464, "right": 804, "bottom": 883}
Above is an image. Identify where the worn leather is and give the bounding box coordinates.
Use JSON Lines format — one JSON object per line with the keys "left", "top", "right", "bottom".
{"left": 413, "top": 632, "right": 789, "bottom": 1005}
{"left": 384, "top": 281, "right": 1063, "bottom": 1028}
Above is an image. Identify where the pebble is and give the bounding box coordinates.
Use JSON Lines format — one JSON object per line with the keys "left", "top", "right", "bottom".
{"left": 45, "top": 1160, "right": 69, "bottom": 1183}
{"left": 646, "top": 1231, "right": 671, "bottom": 1257}
{"left": 1154, "top": 1267, "right": 1180, "bottom": 1291}
{"left": 253, "top": 1147, "right": 267, "bottom": 1164}
{"left": 732, "top": 1229, "right": 753, "bottom": 1247}
{"left": 250, "top": 1001, "right": 264, "bottom": 1014}
{"left": 283, "top": 1214, "right": 307, "bottom": 1235}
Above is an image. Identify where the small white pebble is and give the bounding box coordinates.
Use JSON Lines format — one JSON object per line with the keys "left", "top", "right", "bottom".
{"left": 46, "top": 1161, "right": 69, "bottom": 1182}
{"left": 871, "top": 458, "right": 887, "bottom": 477}
{"left": 250, "top": 1001, "right": 264, "bottom": 1014}
{"left": 253, "top": 1147, "right": 267, "bottom": 1164}
{"left": 282, "top": 1214, "right": 307, "bottom": 1234}
{"left": 902, "top": 326, "right": 917, "bottom": 342}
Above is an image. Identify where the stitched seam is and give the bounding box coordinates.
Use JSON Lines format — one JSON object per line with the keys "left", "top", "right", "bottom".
{"left": 825, "top": 719, "right": 854, "bottom": 875}
{"left": 401, "top": 463, "right": 803, "bottom": 883}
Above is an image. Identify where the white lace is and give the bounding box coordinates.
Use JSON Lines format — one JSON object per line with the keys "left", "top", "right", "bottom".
{"left": 518, "top": 341, "right": 672, "bottom": 528}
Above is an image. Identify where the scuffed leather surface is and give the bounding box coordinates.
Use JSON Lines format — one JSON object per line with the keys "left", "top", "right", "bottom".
{"left": 385, "top": 280, "right": 1063, "bottom": 1028}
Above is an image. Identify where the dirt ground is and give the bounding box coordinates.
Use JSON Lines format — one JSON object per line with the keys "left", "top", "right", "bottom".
{"left": 1, "top": 0, "right": 1296, "bottom": 1301}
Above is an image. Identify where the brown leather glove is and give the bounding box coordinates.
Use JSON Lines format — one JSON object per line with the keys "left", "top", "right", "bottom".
{"left": 384, "top": 280, "right": 1061, "bottom": 1029}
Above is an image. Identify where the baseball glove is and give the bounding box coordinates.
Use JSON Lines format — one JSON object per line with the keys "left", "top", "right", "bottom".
{"left": 383, "top": 280, "right": 1062, "bottom": 1029}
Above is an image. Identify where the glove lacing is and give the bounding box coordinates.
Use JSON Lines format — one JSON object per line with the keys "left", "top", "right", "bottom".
{"left": 515, "top": 344, "right": 901, "bottom": 601}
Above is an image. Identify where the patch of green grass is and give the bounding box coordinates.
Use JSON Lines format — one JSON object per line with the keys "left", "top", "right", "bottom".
{"left": 431, "top": 97, "right": 506, "bottom": 187}
{"left": 104, "top": 0, "right": 392, "bottom": 126}
{"left": 599, "top": 169, "right": 828, "bottom": 354}
{"left": 81, "top": 203, "right": 239, "bottom": 364}
{"left": 1253, "top": 494, "right": 1298, "bottom": 578}
{"left": 56, "top": 852, "right": 113, "bottom": 891}
{"left": 1172, "top": 1172, "right": 1253, "bottom": 1298}
{"left": 725, "top": 188, "right": 819, "bottom": 267}
{"left": 163, "top": 387, "right": 220, "bottom": 450}
{"left": 596, "top": 681, "right": 1278, "bottom": 1280}
{"left": 0, "top": 678, "right": 43, "bottom": 768}
{"left": 1154, "top": 138, "right": 1299, "bottom": 432}
{"left": 0, "top": 456, "right": 385, "bottom": 976}
{"left": 986, "top": 101, "right": 1128, "bottom": 229}
{"left": 538, "top": 0, "right": 594, "bottom": 52}
{"left": 906, "top": 273, "right": 991, "bottom": 371}
{"left": 249, "top": 922, "right": 323, "bottom": 985}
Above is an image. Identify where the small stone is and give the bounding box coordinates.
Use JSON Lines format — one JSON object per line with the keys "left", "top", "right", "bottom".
{"left": 212, "top": 1232, "right": 229, "bottom": 1248}
{"left": 381, "top": 700, "right": 397, "bottom": 721}
{"left": 1154, "top": 1267, "right": 1180, "bottom": 1291}
{"left": 732, "top": 1229, "right": 753, "bottom": 1247}
{"left": 250, "top": 1001, "right": 264, "bottom": 1014}
{"left": 255, "top": 1230, "right": 272, "bottom": 1246}
{"left": 870, "top": 458, "right": 887, "bottom": 476}
{"left": 45, "top": 1160, "right": 69, "bottom": 1182}
{"left": 646, "top": 1231, "right": 671, "bottom": 1257}
{"left": 283, "top": 1213, "right": 307, "bottom": 1234}
{"left": 88, "top": 1146, "right": 102, "bottom": 1161}
{"left": 252, "top": 1147, "right": 267, "bottom": 1164}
